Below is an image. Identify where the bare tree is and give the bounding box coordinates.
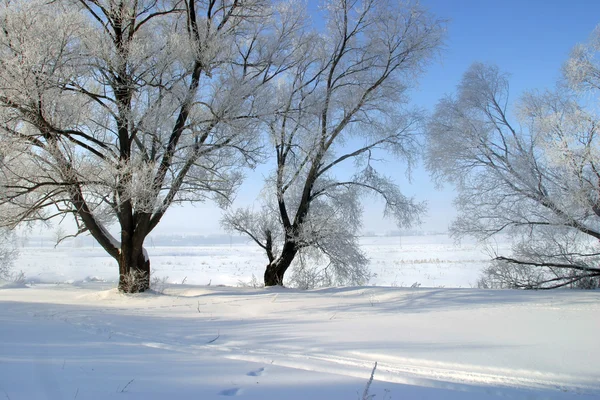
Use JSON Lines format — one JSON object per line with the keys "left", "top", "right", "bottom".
{"left": 426, "top": 36, "right": 600, "bottom": 289}
{"left": 224, "top": 0, "right": 444, "bottom": 287}
{"left": 0, "top": 0, "right": 299, "bottom": 292}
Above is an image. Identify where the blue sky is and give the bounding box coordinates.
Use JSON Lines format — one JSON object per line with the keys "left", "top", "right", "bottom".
{"left": 157, "top": 0, "right": 600, "bottom": 236}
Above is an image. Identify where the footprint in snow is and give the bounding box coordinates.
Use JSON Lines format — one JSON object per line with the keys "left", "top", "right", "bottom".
{"left": 219, "top": 388, "right": 242, "bottom": 396}
{"left": 246, "top": 367, "right": 265, "bottom": 377}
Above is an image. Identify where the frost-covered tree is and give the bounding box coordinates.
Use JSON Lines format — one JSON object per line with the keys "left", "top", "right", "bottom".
{"left": 0, "top": 0, "right": 299, "bottom": 292}
{"left": 0, "top": 228, "right": 18, "bottom": 280}
{"left": 224, "top": 0, "right": 444, "bottom": 287}
{"left": 426, "top": 34, "right": 600, "bottom": 289}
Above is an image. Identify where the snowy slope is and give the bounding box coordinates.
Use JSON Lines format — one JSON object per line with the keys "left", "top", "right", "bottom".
{"left": 1, "top": 283, "right": 598, "bottom": 399}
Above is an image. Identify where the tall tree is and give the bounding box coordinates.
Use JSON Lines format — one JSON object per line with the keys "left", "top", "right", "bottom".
{"left": 224, "top": 0, "right": 444, "bottom": 287}
{"left": 0, "top": 0, "right": 299, "bottom": 292}
{"left": 426, "top": 47, "right": 600, "bottom": 288}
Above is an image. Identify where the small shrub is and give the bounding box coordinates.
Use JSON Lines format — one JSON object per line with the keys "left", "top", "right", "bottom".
{"left": 237, "top": 274, "right": 264, "bottom": 289}
{"left": 120, "top": 270, "right": 149, "bottom": 293}
{"left": 10, "top": 270, "right": 26, "bottom": 284}
{"left": 150, "top": 274, "right": 169, "bottom": 294}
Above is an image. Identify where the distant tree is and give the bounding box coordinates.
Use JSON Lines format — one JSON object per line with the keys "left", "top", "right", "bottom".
{"left": 0, "top": 0, "right": 300, "bottom": 292}
{"left": 223, "top": 0, "right": 444, "bottom": 287}
{"left": 426, "top": 31, "right": 600, "bottom": 289}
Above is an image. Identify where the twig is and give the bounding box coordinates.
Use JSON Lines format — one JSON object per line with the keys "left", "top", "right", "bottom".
{"left": 361, "top": 362, "right": 378, "bottom": 400}
{"left": 73, "top": 388, "right": 79, "bottom": 399}
{"left": 119, "top": 379, "right": 135, "bottom": 393}
{"left": 206, "top": 331, "right": 220, "bottom": 344}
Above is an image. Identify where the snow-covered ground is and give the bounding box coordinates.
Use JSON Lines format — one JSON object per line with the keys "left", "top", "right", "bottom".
{"left": 14, "top": 235, "right": 508, "bottom": 288}
{"left": 1, "top": 235, "right": 598, "bottom": 399}
{"left": 1, "top": 284, "right": 598, "bottom": 399}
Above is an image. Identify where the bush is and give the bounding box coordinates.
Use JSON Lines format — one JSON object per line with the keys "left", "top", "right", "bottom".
{"left": 120, "top": 270, "right": 150, "bottom": 293}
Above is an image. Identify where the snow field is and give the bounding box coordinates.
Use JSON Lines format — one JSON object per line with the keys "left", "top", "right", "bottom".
{"left": 0, "top": 283, "right": 598, "bottom": 399}
{"left": 2, "top": 235, "right": 597, "bottom": 399}
{"left": 14, "top": 235, "right": 507, "bottom": 288}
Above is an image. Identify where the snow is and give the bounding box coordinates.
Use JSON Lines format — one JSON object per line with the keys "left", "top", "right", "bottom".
{"left": 15, "top": 235, "right": 506, "bottom": 288}
{"left": 1, "top": 235, "right": 598, "bottom": 399}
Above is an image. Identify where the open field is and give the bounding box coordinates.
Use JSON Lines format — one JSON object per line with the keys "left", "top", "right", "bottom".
{"left": 14, "top": 235, "right": 510, "bottom": 288}
{"left": 2, "top": 234, "right": 597, "bottom": 400}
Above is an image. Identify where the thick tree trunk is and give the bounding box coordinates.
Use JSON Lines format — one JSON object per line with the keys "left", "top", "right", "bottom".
{"left": 264, "top": 262, "right": 285, "bottom": 286}
{"left": 118, "top": 245, "right": 150, "bottom": 293}
{"left": 264, "top": 242, "right": 297, "bottom": 286}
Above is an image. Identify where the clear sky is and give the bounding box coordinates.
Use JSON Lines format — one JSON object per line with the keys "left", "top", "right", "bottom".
{"left": 153, "top": 0, "right": 600, "bottom": 236}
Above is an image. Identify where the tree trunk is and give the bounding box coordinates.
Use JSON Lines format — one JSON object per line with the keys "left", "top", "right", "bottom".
{"left": 264, "top": 242, "right": 297, "bottom": 286}
{"left": 118, "top": 246, "right": 150, "bottom": 293}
